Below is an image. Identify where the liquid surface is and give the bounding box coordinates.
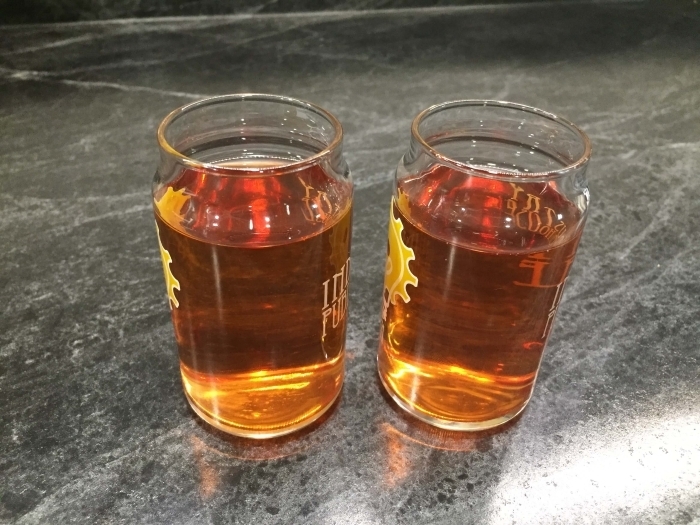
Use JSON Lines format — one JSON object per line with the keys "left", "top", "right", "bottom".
{"left": 155, "top": 159, "right": 352, "bottom": 436}
{"left": 379, "top": 165, "right": 584, "bottom": 428}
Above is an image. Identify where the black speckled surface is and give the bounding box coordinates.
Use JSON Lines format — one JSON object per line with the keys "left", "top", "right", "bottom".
{"left": 1, "top": 3, "right": 699, "bottom": 524}
{"left": 1, "top": 0, "right": 547, "bottom": 25}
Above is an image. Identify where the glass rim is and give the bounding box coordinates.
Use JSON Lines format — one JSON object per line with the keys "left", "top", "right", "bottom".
{"left": 411, "top": 99, "right": 592, "bottom": 179}
{"left": 156, "top": 93, "right": 344, "bottom": 175}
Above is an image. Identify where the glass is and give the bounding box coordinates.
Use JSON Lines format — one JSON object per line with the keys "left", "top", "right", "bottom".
{"left": 378, "top": 100, "right": 591, "bottom": 431}
{"left": 153, "top": 94, "right": 353, "bottom": 438}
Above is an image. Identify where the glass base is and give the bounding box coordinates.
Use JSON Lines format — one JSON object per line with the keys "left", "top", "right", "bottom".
{"left": 378, "top": 368, "right": 529, "bottom": 432}
{"left": 184, "top": 384, "right": 342, "bottom": 439}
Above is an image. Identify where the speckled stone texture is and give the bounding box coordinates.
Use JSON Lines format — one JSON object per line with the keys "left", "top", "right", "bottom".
{"left": 2, "top": 0, "right": 546, "bottom": 25}
{"left": 1, "top": 3, "right": 699, "bottom": 524}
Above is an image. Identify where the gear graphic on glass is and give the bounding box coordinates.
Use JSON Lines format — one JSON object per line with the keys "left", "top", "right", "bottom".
{"left": 156, "top": 223, "right": 181, "bottom": 310}
{"left": 382, "top": 197, "right": 418, "bottom": 320}
{"left": 154, "top": 186, "right": 189, "bottom": 227}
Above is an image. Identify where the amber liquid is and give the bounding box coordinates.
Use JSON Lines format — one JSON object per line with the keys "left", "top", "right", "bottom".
{"left": 155, "top": 160, "right": 352, "bottom": 437}
{"left": 379, "top": 165, "right": 583, "bottom": 429}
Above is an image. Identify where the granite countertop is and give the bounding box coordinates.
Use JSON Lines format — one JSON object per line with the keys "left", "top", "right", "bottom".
{"left": 1, "top": 2, "right": 699, "bottom": 524}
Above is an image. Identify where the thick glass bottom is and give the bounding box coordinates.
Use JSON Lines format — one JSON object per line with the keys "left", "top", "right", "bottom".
{"left": 184, "top": 386, "right": 341, "bottom": 439}
{"left": 180, "top": 357, "right": 343, "bottom": 439}
{"left": 378, "top": 366, "right": 532, "bottom": 432}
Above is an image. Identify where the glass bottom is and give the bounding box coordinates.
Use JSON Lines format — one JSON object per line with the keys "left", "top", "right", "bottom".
{"left": 378, "top": 367, "right": 530, "bottom": 432}
{"left": 184, "top": 383, "right": 342, "bottom": 439}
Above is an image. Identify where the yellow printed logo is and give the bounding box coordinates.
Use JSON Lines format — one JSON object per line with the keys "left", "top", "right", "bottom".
{"left": 382, "top": 196, "right": 418, "bottom": 320}
{"left": 154, "top": 186, "right": 189, "bottom": 226}
{"left": 156, "top": 223, "right": 180, "bottom": 309}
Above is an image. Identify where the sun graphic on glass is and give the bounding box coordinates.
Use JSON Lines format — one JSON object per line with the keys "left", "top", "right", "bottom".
{"left": 155, "top": 223, "right": 181, "bottom": 310}
{"left": 154, "top": 187, "right": 189, "bottom": 310}
{"left": 382, "top": 196, "right": 418, "bottom": 320}
{"left": 154, "top": 186, "right": 190, "bottom": 228}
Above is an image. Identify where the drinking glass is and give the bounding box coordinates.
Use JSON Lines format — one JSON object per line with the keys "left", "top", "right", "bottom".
{"left": 153, "top": 94, "right": 353, "bottom": 438}
{"left": 378, "top": 100, "right": 590, "bottom": 430}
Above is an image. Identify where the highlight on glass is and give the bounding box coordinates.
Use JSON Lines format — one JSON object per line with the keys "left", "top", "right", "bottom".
{"left": 153, "top": 94, "right": 353, "bottom": 438}
{"left": 378, "top": 100, "right": 591, "bottom": 431}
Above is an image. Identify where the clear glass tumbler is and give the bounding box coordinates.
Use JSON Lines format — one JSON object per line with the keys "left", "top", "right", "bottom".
{"left": 153, "top": 94, "right": 353, "bottom": 438}
{"left": 378, "top": 100, "right": 591, "bottom": 431}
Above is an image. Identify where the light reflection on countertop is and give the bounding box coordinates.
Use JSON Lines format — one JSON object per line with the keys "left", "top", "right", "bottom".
{"left": 489, "top": 402, "right": 700, "bottom": 523}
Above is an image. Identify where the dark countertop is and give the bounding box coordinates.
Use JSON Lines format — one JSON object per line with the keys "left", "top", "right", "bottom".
{"left": 1, "top": 0, "right": 542, "bottom": 25}
{"left": 1, "top": 3, "right": 699, "bottom": 524}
